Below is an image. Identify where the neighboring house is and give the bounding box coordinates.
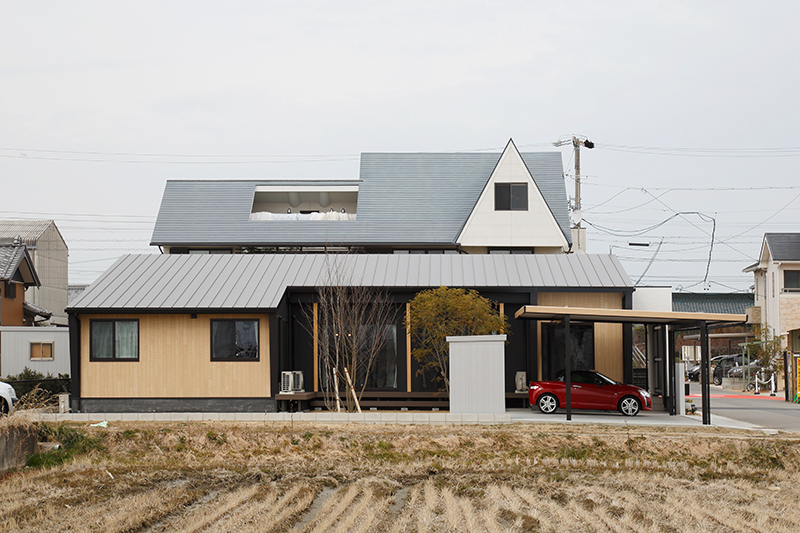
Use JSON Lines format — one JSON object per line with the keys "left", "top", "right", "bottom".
{"left": 0, "top": 326, "right": 70, "bottom": 377}
{"left": 68, "top": 284, "right": 89, "bottom": 306}
{"left": 0, "top": 241, "right": 64, "bottom": 376}
{"left": 672, "top": 292, "right": 754, "bottom": 315}
{"left": 0, "top": 241, "right": 44, "bottom": 327}
{"left": 151, "top": 140, "right": 572, "bottom": 255}
{"left": 0, "top": 220, "right": 69, "bottom": 326}
{"left": 744, "top": 233, "right": 800, "bottom": 352}
{"left": 672, "top": 292, "right": 755, "bottom": 360}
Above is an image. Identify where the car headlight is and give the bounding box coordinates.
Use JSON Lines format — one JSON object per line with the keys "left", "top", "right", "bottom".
{"left": 640, "top": 390, "right": 650, "bottom": 398}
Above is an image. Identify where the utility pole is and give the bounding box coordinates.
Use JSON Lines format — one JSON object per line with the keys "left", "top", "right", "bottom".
{"left": 573, "top": 136, "right": 582, "bottom": 228}
{"left": 554, "top": 135, "right": 593, "bottom": 252}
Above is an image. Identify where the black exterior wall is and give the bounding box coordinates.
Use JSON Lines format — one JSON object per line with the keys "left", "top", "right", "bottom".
{"left": 79, "top": 398, "right": 277, "bottom": 413}
{"left": 281, "top": 287, "right": 631, "bottom": 402}
{"left": 68, "top": 313, "right": 81, "bottom": 412}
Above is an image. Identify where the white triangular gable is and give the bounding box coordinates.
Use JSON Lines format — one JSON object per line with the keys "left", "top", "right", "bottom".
{"left": 457, "top": 139, "right": 569, "bottom": 250}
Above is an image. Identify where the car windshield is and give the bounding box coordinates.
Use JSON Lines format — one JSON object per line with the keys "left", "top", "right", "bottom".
{"left": 554, "top": 370, "right": 619, "bottom": 385}
{"left": 593, "top": 371, "right": 619, "bottom": 385}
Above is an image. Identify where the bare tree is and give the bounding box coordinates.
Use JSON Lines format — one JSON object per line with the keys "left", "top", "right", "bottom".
{"left": 303, "top": 253, "right": 399, "bottom": 412}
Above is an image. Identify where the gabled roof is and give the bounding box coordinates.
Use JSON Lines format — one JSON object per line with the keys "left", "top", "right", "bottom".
{"left": 672, "top": 292, "right": 754, "bottom": 315}
{"left": 68, "top": 253, "right": 631, "bottom": 312}
{"left": 0, "top": 220, "right": 64, "bottom": 248}
{"left": 0, "top": 244, "right": 40, "bottom": 286}
{"left": 150, "top": 150, "right": 569, "bottom": 248}
{"left": 764, "top": 233, "right": 800, "bottom": 262}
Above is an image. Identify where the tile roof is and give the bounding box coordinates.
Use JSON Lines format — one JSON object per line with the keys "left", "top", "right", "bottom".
{"left": 764, "top": 233, "right": 800, "bottom": 262}
{"left": 672, "top": 292, "right": 754, "bottom": 315}
{"left": 0, "top": 244, "right": 27, "bottom": 281}
{"left": 0, "top": 243, "right": 40, "bottom": 286}
{"left": 68, "top": 253, "right": 632, "bottom": 312}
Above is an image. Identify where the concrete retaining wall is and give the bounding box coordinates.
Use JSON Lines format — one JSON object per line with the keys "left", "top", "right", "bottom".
{"left": 0, "top": 422, "right": 37, "bottom": 475}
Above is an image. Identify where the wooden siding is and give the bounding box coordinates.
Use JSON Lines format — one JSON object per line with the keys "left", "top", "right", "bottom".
{"left": 80, "top": 313, "right": 271, "bottom": 398}
{"left": 1, "top": 285, "right": 25, "bottom": 326}
{"left": 537, "top": 292, "right": 624, "bottom": 382}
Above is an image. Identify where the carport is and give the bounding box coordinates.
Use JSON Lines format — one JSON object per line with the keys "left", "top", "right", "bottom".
{"left": 514, "top": 305, "right": 747, "bottom": 424}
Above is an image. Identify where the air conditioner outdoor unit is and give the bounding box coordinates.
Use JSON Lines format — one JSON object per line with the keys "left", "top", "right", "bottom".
{"left": 281, "top": 371, "right": 305, "bottom": 393}
{"left": 515, "top": 371, "right": 527, "bottom": 393}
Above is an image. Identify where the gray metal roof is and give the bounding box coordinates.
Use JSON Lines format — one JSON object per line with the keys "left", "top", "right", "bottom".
{"left": 672, "top": 292, "right": 754, "bottom": 315}
{"left": 68, "top": 253, "right": 632, "bottom": 312}
{"left": 764, "top": 233, "right": 800, "bottom": 261}
{"left": 150, "top": 151, "right": 569, "bottom": 248}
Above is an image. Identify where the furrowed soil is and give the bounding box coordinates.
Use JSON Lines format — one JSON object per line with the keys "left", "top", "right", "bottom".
{"left": 2, "top": 420, "right": 800, "bottom": 532}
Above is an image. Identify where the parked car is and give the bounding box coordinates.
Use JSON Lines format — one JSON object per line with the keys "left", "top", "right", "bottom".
{"left": 0, "top": 381, "right": 17, "bottom": 415}
{"left": 688, "top": 355, "right": 731, "bottom": 382}
{"left": 711, "top": 354, "right": 749, "bottom": 385}
{"left": 529, "top": 370, "right": 652, "bottom": 417}
{"left": 727, "top": 362, "right": 770, "bottom": 379}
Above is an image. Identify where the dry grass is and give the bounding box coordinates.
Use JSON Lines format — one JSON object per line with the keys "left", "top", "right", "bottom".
{"left": 1, "top": 421, "right": 799, "bottom": 532}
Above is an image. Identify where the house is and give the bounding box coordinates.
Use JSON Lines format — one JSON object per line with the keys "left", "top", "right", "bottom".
{"left": 0, "top": 240, "right": 44, "bottom": 327}
{"left": 744, "top": 233, "right": 800, "bottom": 352}
{"left": 0, "top": 326, "right": 70, "bottom": 377}
{"left": 0, "top": 241, "right": 69, "bottom": 377}
{"left": 68, "top": 140, "right": 739, "bottom": 414}
{"left": 67, "top": 253, "right": 634, "bottom": 413}
{"left": 150, "top": 140, "right": 572, "bottom": 255}
{"left": 670, "top": 292, "right": 755, "bottom": 365}
{"left": 0, "top": 220, "right": 69, "bottom": 326}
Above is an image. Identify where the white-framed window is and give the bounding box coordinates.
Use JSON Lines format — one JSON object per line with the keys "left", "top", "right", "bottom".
{"left": 30, "top": 342, "right": 54, "bottom": 361}
{"left": 495, "top": 183, "right": 528, "bottom": 211}
{"left": 784, "top": 270, "right": 800, "bottom": 292}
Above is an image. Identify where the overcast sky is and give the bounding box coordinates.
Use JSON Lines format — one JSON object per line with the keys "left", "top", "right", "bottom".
{"left": 2, "top": 2, "right": 799, "bottom": 291}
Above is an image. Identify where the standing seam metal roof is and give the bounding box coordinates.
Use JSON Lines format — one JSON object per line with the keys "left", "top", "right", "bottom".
{"left": 68, "top": 253, "right": 632, "bottom": 311}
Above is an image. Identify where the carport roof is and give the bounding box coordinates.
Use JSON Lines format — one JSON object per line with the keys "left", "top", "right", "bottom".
{"left": 514, "top": 305, "right": 746, "bottom": 326}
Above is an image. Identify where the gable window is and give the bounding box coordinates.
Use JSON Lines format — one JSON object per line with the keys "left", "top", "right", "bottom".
{"left": 785, "top": 270, "right": 800, "bottom": 292}
{"left": 495, "top": 183, "right": 528, "bottom": 211}
{"left": 31, "top": 342, "right": 54, "bottom": 361}
{"left": 90, "top": 320, "right": 139, "bottom": 360}
{"left": 211, "top": 319, "right": 259, "bottom": 361}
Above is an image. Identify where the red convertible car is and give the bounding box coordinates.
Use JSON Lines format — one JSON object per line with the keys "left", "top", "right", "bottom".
{"left": 529, "top": 370, "right": 652, "bottom": 416}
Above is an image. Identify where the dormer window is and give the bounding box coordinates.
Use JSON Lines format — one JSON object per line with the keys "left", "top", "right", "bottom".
{"left": 250, "top": 183, "right": 358, "bottom": 221}
{"left": 495, "top": 183, "right": 528, "bottom": 211}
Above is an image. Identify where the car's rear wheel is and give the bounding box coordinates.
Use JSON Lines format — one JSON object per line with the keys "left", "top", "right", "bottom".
{"left": 618, "top": 396, "right": 641, "bottom": 417}
{"left": 0, "top": 399, "right": 8, "bottom": 416}
{"left": 713, "top": 375, "right": 722, "bottom": 386}
{"left": 537, "top": 393, "right": 558, "bottom": 414}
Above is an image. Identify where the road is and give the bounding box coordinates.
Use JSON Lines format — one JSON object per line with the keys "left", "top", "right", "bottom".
{"left": 688, "top": 382, "right": 800, "bottom": 432}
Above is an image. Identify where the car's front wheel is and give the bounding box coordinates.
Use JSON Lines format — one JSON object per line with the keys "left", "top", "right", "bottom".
{"left": 537, "top": 393, "right": 559, "bottom": 414}
{"left": 618, "top": 396, "right": 641, "bottom": 417}
{"left": 0, "top": 399, "right": 9, "bottom": 416}
{"left": 713, "top": 375, "right": 722, "bottom": 386}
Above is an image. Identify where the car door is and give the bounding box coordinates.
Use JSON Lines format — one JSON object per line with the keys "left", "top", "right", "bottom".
{"left": 574, "top": 371, "right": 612, "bottom": 410}
{"left": 569, "top": 371, "right": 592, "bottom": 408}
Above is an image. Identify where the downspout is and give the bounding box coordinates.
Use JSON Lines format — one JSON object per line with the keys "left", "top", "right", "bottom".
{"left": 68, "top": 312, "right": 81, "bottom": 412}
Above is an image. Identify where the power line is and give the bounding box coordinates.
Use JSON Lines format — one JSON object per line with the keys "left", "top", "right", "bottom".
{"left": 598, "top": 143, "right": 800, "bottom": 158}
